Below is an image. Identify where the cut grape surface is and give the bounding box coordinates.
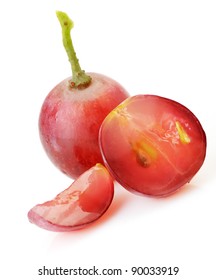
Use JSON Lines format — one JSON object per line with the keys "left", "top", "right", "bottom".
{"left": 99, "top": 95, "right": 206, "bottom": 196}
{"left": 28, "top": 164, "right": 114, "bottom": 231}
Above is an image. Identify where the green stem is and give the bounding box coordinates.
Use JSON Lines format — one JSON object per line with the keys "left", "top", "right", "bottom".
{"left": 56, "top": 11, "right": 91, "bottom": 89}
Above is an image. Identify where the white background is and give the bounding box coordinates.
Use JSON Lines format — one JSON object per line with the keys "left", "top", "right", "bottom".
{"left": 1, "top": 0, "right": 215, "bottom": 279}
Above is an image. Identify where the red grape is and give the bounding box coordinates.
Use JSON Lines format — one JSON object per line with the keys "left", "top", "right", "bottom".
{"left": 39, "top": 11, "right": 129, "bottom": 178}
{"left": 99, "top": 95, "right": 206, "bottom": 196}
{"left": 28, "top": 164, "right": 114, "bottom": 231}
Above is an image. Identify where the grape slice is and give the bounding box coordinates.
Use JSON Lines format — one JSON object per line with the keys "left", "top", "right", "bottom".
{"left": 28, "top": 164, "right": 114, "bottom": 231}
{"left": 99, "top": 95, "right": 206, "bottom": 196}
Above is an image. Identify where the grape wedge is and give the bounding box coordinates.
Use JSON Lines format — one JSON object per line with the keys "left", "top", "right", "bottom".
{"left": 28, "top": 164, "right": 114, "bottom": 231}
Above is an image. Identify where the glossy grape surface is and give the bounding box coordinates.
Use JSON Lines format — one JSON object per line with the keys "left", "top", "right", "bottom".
{"left": 39, "top": 72, "right": 129, "bottom": 179}
{"left": 28, "top": 164, "right": 114, "bottom": 231}
{"left": 99, "top": 95, "right": 206, "bottom": 196}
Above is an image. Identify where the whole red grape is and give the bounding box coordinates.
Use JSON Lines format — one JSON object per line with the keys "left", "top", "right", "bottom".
{"left": 39, "top": 11, "right": 129, "bottom": 178}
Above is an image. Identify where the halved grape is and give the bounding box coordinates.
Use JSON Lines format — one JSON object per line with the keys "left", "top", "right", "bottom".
{"left": 99, "top": 95, "right": 206, "bottom": 197}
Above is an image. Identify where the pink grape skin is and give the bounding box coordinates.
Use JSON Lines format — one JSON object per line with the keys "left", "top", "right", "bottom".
{"left": 39, "top": 72, "right": 129, "bottom": 179}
